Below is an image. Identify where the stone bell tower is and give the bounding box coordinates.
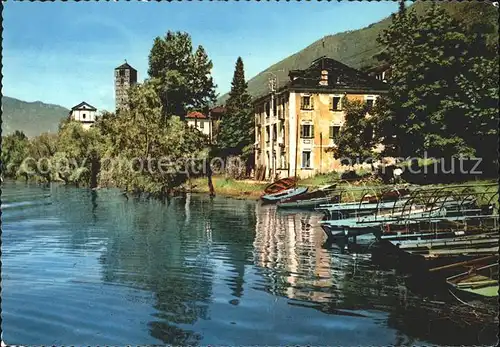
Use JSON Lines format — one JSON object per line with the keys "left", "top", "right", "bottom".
{"left": 114, "top": 60, "right": 138, "bottom": 112}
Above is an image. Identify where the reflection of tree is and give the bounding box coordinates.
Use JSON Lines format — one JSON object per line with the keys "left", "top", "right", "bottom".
{"left": 202, "top": 198, "right": 257, "bottom": 302}
{"left": 97, "top": 194, "right": 258, "bottom": 344}
{"left": 385, "top": 298, "right": 498, "bottom": 346}
{"left": 97, "top": 195, "right": 215, "bottom": 345}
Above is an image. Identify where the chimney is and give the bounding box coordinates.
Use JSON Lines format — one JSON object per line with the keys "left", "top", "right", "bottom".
{"left": 319, "top": 70, "right": 328, "bottom": 86}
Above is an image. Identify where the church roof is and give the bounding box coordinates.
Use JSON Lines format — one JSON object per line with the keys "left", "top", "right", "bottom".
{"left": 71, "top": 101, "right": 97, "bottom": 111}
{"left": 115, "top": 62, "right": 137, "bottom": 71}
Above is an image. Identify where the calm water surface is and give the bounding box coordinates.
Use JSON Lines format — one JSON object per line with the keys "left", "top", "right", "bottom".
{"left": 1, "top": 181, "right": 497, "bottom": 345}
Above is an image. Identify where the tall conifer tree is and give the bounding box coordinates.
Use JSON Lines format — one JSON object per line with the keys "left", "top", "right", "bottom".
{"left": 218, "top": 57, "right": 253, "bottom": 159}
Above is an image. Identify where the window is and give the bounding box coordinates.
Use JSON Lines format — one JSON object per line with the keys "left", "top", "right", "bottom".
{"left": 265, "top": 102, "right": 270, "bottom": 118}
{"left": 272, "top": 124, "right": 277, "bottom": 140}
{"left": 330, "top": 96, "right": 342, "bottom": 111}
{"left": 329, "top": 125, "right": 341, "bottom": 141}
{"left": 302, "top": 151, "right": 312, "bottom": 169}
{"left": 300, "top": 96, "right": 314, "bottom": 110}
{"left": 82, "top": 113, "right": 86, "bottom": 119}
{"left": 300, "top": 124, "right": 314, "bottom": 139}
{"left": 119, "top": 69, "right": 125, "bottom": 77}
{"left": 266, "top": 126, "right": 270, "bottom": 142}
{"left": 280, "top": 152, "right": 286, "bottom": 168}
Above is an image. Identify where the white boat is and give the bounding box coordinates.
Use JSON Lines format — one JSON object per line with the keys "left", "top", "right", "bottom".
{"left": 261, "top": 186, "right": 308, "bottom": 204}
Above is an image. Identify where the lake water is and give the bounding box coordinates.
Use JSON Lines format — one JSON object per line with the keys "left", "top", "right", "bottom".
{"left": 1, "top": 181, "right": 497, "bottom": 345}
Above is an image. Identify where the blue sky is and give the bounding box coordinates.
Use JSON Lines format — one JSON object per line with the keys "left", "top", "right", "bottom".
{"left": 3, "top": 1, "right": 399, "bottom": 112}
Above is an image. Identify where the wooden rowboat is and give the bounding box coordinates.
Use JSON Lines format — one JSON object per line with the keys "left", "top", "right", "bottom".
{"left": 264, "top": 177, "right": 297, "bottom": 194}
{"left": 447, "top": 262, "right": 498, "bottom": 298}
{"left": 277, "top": 184, "right": 338, "bottom": 209}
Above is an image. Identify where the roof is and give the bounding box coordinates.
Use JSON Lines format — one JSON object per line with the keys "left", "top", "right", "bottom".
{"left": 253, "top": 57, "right": 388, "bottom": 104}
{"left": 115, "top": 62, "right": 137, "bottom": 71}
{"left": 71, "top": 101, "right": 97, "bottom": 111}
{"left": 209, "top": 106, "right": 226, "bottom": 114}
{"left": 186, "top": 111, "right": 207, "bottom": 119}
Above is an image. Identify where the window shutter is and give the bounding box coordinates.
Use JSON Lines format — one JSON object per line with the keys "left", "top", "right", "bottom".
{"left": 311, "top": 125, "right": 314, "bottom": 138}
{"left": 329, "top": 126, "right": 334, "bottom": 139}
{"left": 300, "top": 125, "right": 304, "bottom": 138}
{"left": 310, "top": 96, "right": 315, "bottom": 109}
{"left": 329, "top": 98, "right": 333, "bottom": 110}
{"left": 300, "top": 97, "right": 304, "bottom": 109}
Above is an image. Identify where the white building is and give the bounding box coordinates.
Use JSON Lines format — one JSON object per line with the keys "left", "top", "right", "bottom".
{"left": 69, "top": 101, "right": 97, "bottom": 130}
{"left": 186, "top": 111, "right": 212, "bottom": 137}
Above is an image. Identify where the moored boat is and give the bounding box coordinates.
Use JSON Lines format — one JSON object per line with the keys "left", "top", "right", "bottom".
{"left": 320, "top": 205, "right": 446, "bottom": 240}
{"left": 264, "top": 177, "right": 297, "bottom": 194}
{"left": 261, "top": 186, "right": 308, "bottom": 204}
{"left": 277, "top": 184, "right": 338, "bottom": 209}
{"left": 447, "top": 262, "right": 498, "bottom": 298}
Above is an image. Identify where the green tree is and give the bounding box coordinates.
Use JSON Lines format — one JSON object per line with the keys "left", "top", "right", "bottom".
{"left": 21, "top": 132, "right": 58, "bottom": 183}
{"left": 375, "top": 3, "right": 498, "bottom": 161}
{"left": 148, "top": 31, "right": 216, "bottom": 117}
{"left": 333, "top": 97, "right": 376, "bottom": 163}
{"left": 217, "top": 57, "right": 253, "bottom": 159}
{"left": 97, "top": 81, "right": 208, "bottom": 197}
{"left": 1, "top": 130, "right": 29, "bottom": 179}
{"left": 56, "top": 121, "right": 102, "bottom": 187}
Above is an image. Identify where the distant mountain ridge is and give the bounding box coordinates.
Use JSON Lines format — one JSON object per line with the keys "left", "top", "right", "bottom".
{"left": 1, "top": 96, "right": 69, "bottom": 138}
{"left": 217, "top": 1, "right": 498, "bottom": 104}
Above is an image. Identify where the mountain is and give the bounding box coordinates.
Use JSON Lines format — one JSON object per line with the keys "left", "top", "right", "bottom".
{"left": 218, "top": 1, "right": 498, "bottom": 103}
{"left": 1, "top": 96, "right": 69, "bottom": 138}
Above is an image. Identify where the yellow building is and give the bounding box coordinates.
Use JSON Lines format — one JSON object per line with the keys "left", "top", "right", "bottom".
{"left": 253, "top": 57, "right": 388, "bottom": 180}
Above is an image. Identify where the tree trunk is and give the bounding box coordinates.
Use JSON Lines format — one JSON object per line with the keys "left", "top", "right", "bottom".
{"left": 206, "top": 149, "right": 215, "bottom": 198}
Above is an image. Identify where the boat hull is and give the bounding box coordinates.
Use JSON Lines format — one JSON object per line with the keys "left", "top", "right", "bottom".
{"left": 261, "top": 187, "right": 309, "bottom": 204}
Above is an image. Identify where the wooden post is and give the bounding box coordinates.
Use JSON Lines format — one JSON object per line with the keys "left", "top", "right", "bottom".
{"left": 320, "top": 132, "right": 323, "bottom": 174}
{"left": 294, "top": 113, "right": 299, "bottom": 184}
{"left": 207, "top": 146, "right": 215, "bottom": 198}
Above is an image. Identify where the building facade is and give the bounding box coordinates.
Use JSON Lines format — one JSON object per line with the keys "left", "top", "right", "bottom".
{"left": 186, "top": 111, "right": 212, "bottom": 136}
{"left": 69, "top": 101, "right": 98, "bottom": 130}
{"left": 254, "top": 57, "right": 388, "bottom": 180}
{"left": 115, "top": 61, "right": 138, "bottom": 112}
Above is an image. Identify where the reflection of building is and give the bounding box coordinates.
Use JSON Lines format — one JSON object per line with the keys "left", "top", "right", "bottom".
{"left": 115, "top": 61, "right": 138, "bottom": 112}
{"left": 68, "top": 101, "right": 97, "bottom": 130}
{"left": 253, "top": 57, "right": 388, "bottom": 180}
{"left": 253, "top": 205, "right": 334, "bottom": 302}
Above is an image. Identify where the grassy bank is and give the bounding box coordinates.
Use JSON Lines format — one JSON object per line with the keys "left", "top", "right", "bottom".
{"left": 189, "top": 175, "right": 497, "bottom": 205}
{"left": 189, "top": 176, "right": 268, "bottom": 200}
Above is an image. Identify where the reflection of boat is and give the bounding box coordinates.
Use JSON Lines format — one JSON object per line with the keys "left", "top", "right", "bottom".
{"left": 264, "top": 176, "right": 297, "bottom": 194}
{"left": 277, "top": 184, "right": 338, "bottom": 209}
{"left": 447, "top": 262, "right": 498, "bottom": 298}
{"left": 261, "top": 187, "right": 308, "bottom": 204}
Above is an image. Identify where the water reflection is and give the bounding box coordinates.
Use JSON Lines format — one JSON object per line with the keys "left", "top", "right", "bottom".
{"left": 2, "top": 181, "right": 497, "bottom": 346}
